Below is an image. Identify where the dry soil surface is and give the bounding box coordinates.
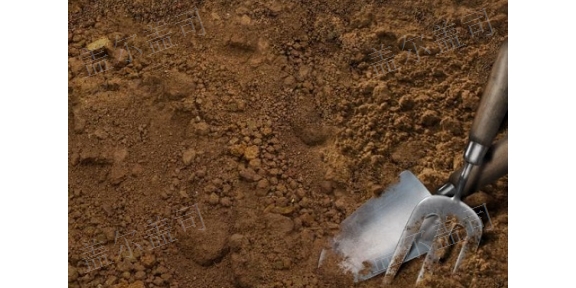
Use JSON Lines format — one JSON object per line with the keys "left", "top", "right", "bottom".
{"left": 68, "top": 0, "right": 508, "bottom": 287}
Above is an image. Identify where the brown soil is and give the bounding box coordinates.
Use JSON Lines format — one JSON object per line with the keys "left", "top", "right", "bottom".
{"left": 68, "top": 0, "right": 508, "bottom": 287}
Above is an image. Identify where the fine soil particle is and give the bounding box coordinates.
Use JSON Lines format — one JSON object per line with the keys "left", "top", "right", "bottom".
{"left": 69, "top": 0, "right": 507, "bottom": 287}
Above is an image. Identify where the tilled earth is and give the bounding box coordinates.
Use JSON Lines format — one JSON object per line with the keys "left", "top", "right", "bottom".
{"left": 68, "top": 0, "right": 508, "bottom": 287}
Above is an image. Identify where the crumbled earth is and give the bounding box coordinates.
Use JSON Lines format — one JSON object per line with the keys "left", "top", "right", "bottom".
{"left": 68, "top": 0, "right": 508, "bottom": 287}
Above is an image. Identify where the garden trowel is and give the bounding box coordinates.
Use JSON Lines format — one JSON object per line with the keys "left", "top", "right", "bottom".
{"left": 322, "top": 137, "right": 507, "bottom": 282}
{"left": 320, "top": 39, "right": 508, "bottom": 282}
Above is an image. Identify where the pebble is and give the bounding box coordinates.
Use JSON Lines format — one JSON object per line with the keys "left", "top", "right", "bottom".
{"left": 140, "top": 254, "right": 156, "bottom": 268}
{"left": 334, "top": 198, "right": 346, "bottom": 211}
{"left": 229, "top": 234, "right": 246, "bottom": 252}
{"left": 257, "top": 178, "right": 269, "bottom": 190}
{"left": 182, "top": 149, "right": 196, "bottom": 166}
{"left": 222, "top": 184, "right": 232, "bottom": 195}
{"left": 319, "top": 181, "right": 333, "bottom": 194}
{"left": 191, "top": 121, "right": 210, "bottom": 136}
{"left": 239, "top": 168, "right": 261, "bottom": 182}
{"left": 299, "top": 213, "right": 314, "bottom": 226}
{"left": 134, "top": 271, "right": 146, "bottom": 280}
{"left": 244, "top": 145, "right": 259, "bottom": 160}
{"left": 264, "top": 213, "right": 294, "bottom": 235}
{"left": 209, "top": 193, "right": 220, "bottom": 205}
{"left": 420, "top": 110, "right": 440, "bottom": 127}
{"left": 178, "top": 223, "right": 229, "bottom": 266}
{"left": 248, "top": 159, "right": 261, "bottom": 169}
{"left": 220, "top": 197, "right": 232, "bottom": 207}
{"left": 153, "top": 277, "right": 164, "bottom": 286}
{"left": 109, "top": 165, "right": 127, "bottom": 185}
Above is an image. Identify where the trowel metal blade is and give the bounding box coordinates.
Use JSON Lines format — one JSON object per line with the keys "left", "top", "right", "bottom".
{"left": 327, "top": 170, "right": 437, "bottom": 282}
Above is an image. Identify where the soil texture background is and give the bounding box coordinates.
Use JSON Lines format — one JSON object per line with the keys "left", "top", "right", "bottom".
{"left": 68, "top": 0, "right": 508, "bottom": 287}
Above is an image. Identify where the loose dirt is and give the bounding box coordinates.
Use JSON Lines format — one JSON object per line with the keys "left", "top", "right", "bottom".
{"left": 68, "top": 0, "right": 508, "bottom": 287}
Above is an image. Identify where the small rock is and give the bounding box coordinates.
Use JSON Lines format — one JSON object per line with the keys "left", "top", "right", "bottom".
{"left": 86, "top": 36, "right": 113, "bottom": 52}
{"left": 334, "top": 198, "right": 346, "bottom": 211}
{"left": 220, "top": 197, "right": 232, "bottom": 207}
{"left": 134, "top": 263, "right": 145, "bottom": 271}
{"left": 196, "top": 168, "right": 207, "bottom": 179}
{"left": 421, "top": 110, "right": 440, "bottom": 127}
{"left": 102, "top": 227, "right": 116, "bottom": 242}
{"left": 177, "top": 220, "right": 229, "bottom": 266}
{"left": 319, "top": 181, "right": 333, "bottom": 194}
{"left": 257, "top": 178, "right": 269, "bottom": 190}
{"left": 204, "top": 184, "right": 217, "bottom": 194}
{"left": 113, "top": 147, "right": 128, "bottom": 163}
{"left": 212, "top": 178, "right": 223, "bottom": 187}
{"left": 264, "top": 213, "right": 294, "bottom": 235}
{"left": 140, "top": 254, "right": 156, "bottom": 268}
{"left": 191, "top": 121, "right": 210, "bottom": 136}
{"left": 131, "top": 164, "right": 143, "bottom": 177}
{"left": 153, "top": 277, "right": 164, "bottom": 286}
{"left": 208, "top": 193, "right": 219, "bottom": 206}
{"left": 229, "top": 234, "right": 246, "bottom": 252}
{"left": 268, "top": 168, "right": 281, "bottom": 176}
{"left": 283, "top": 75, "right": 296, "bottom": 87}
{"left": 399, "top": 94, "right": 415, "bottom": 110}
{"left": 272, "top": 206, "right": 295, "bottom": 215}
{"left": 182, "top": 148, "right": 196, "bottom": 165}
{"left": 248, "top": 159, "right": 261, "bottom": 169}
{"left": 229, "top": 144, "right": 245, "bottom": 157}
{"left": 239, "top": 168, "right": 260, "bottom": 182}
{"left": 134, "top": 271, "right": 146, "bottom": 280}
{"left": 154, "top": 266, "right": 168, "bottom": 275}
{"left": 440, "top": 117, "right": 463, "bottom": 135}
{"left": 94, "top": 128, "right": 108, "bottom": 139}
{"left": 293, "top": 217, "right": 302, "bottom": 231}
{"left": 299, "top": 213, "right": 314, "bottom": 226}
{"left": 244, "top": 145, "right": 259, "bottom": 160}
{"left": 109, "top": 165, "right": 127, "bottom": 185}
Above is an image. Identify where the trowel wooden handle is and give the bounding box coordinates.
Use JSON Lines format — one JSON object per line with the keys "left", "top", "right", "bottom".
{"left": 449, "top": 136, "right": 508, "bottom": 197}
{"left": 469, "top": 39, "right": 508, "bottom": 147}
